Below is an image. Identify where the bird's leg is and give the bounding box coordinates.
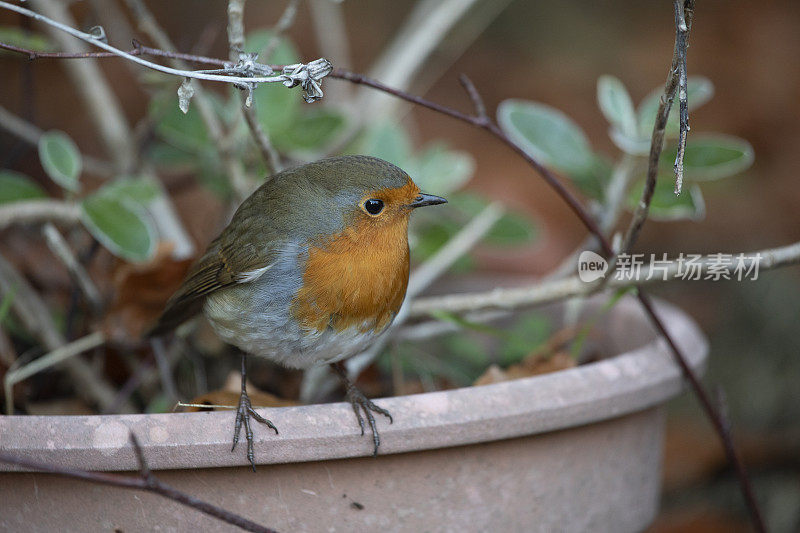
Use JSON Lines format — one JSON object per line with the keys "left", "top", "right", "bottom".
{"left": 231, "top": 353, "right": 278, "bottom": 471}
{"left": 330, "top": 361, "right": 393, "bottom": 456}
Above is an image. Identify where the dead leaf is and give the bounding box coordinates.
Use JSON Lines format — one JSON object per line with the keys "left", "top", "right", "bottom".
{"left": 474, "top": 352, "right": 576, "bottom": 386}
{"left": 101, "top": 242, "right": 193, "bottom": 342}
{"left": 181, "top": 370, "right": 298, "bottom": 411}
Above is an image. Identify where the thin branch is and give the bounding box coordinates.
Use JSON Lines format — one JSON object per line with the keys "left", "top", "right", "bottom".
{"left": 227, "top": 0, "right": 282, "bottom": 175}
{"left": 0, "top": 1, "right": 291, "bottom": 86}
{"left": 674, "top": 0, "right": 691, "bottom": 194}
{"left": 42, "top": 223, "right": 102, "bottom": 313}
{"left": 410, "top": 241, "right": 800, "bottom": 317}
{"left": 4, "top": 331, "right": 105, "bottom": 415}
{"left": 0, "top": 200, "right": 81, "bottom": 230}
{"left": 0, "top": 432, "right": 278, "bottom": 533}
{"left": 620, "top": 0, "right": 695, "bottom": 254}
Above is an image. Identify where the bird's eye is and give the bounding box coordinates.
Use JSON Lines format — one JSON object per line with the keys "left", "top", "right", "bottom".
{"left": 363, "top": 198, "right": 384, "bottom": 216}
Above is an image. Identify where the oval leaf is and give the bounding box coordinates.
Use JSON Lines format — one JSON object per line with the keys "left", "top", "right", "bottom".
{"left": 0, "top": 170, "right": 47, "bottom": 204}
{"left": 661, "top": 134, "right": 754, "bottom": 181}
{"left": 498, "top": 99, "right": 595, "bottom": 177}
{"left": 38, "top": 130, "right": 82, "bottom": 191}
{"left": 273, "top": 110, "right": 346, "bottom": 152}
{"left": 96, "top": 177, "right": 161, "bottom": 205}
{"left": 627, "top": 177, "right": 705, "bottom": 221}
{"left": 410, "top": 144, "right": 474, "bottom": 194}
{"left": 352, "top": 122, "right": 412, "bottom": 167}
{"left": 597, "top": 75, "right": 637, "bottom": 138}
{"left": 81, "top": 194, "right": 156, "bottom": 262}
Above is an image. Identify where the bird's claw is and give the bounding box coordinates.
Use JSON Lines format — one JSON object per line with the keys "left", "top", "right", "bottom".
{"left": 345, "top": 384, "right": 393, "bottom": 457}
{"left": 231, "top": 388, "right": 278, "bottom": 472}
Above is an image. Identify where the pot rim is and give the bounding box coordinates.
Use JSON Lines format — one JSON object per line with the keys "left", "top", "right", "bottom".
{"left": 0, "top": 296, "right": 707, "bottom": 472}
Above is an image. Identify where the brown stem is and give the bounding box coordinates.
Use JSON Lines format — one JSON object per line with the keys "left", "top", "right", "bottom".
{"left": 0, "top": 432, "right": 278, "bottom": 533}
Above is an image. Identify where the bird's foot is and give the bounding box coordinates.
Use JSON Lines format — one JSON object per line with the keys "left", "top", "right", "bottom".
{"left": 331, "top": 362, "right": 392, "bottom": 456}
{"left": 231, "top": 386, "right": 278, "bottom": 472}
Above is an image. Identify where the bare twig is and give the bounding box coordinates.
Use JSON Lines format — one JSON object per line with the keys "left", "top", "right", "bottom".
{"left": 227, "top": 0, "right": 282, "bottom": 175}
{"left": 674, "top": 0, "right": 691, "bottom": 194}
{"left": 621, "top": 0, "right": 695, "bottom": 254}
{"left": 42, "top": 223, "right": 102, "bottom": 312}
{"left": 4, "top": 331, "right": 105, "bottom": 415}
{"left": 0, "top": 432, "right": 278, "bottom": 533}
{"left": 0, "top": 2, "right": 305, "bottom": 87}
{"left": 410, "top": 241, "right": 800, "bottom": 317}
{"left": 0, "top": 200, "right": 81, "bottom": 230}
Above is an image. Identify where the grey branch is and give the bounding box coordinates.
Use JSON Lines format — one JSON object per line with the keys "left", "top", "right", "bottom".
{"left": 42, "top": 223, "right": 102, "bottom": 312}
{"left": 409, "top": 240, "right": 800, "bottom": 317}
{"left": 620, "top": 0, "right": 695, "bottom": 254}
{"left": 0, "top": 1, "right": 330, "bottom": 91}
{"left": 226, "top": 0, "right": 282, "bottom": 175}
{"left": 673, "top": 0, "right": 692, "bottom": 195}
{"left": 0, "top": 200, "right": 81, "bottom": 230}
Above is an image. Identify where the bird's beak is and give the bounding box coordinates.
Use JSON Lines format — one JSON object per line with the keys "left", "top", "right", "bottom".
{"left": 408, "top": 192, "right": 447, "bottom": 208}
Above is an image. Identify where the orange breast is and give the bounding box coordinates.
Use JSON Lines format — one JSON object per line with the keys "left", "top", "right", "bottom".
{"left": 291, "top": 215, "right": 411, "bottom": 334}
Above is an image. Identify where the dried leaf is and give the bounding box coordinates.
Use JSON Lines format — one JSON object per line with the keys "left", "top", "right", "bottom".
{"left": 101, "top": 242, "right": 193, "bottom": 341}
{"left": 177, "top": 79, "right": 195, "bottom": 114}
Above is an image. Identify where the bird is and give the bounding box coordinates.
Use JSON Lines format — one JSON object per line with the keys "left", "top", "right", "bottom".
{"left": 149, "top": 155, "right": 447, "bottom": 470}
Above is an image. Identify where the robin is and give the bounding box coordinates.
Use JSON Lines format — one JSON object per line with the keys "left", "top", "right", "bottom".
{"left": 150, "top": 155, "right": 446, "bottom": 470}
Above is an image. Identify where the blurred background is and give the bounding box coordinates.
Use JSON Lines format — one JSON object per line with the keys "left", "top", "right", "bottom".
{"left": 1, "top": 1, "right": 799, "bottom": 531}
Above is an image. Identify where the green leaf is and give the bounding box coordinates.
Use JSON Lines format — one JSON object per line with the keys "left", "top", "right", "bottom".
{"left": 274, "top": 110, "right": 345, "bottom": 152}
{"left": 636, "top": 76, "right": 714, "bottom": 139}
{"left": 0, "top": 26, "right": 54, "bottom": 53}
{"left": 81, "top": 194, "right": 156, "bottom": 262}
{"left": 38, "top": 130, "right": 81, "bottom": 191}
{"left": 96, "top": 177, "right": 161, "bottom": 205}
{"left": 627, "top": 177, "right": 705, "bottom": 221}
{"left": 247, "top": 31, "right": 301, "bottom": 135}
{"left": 408, "top": 144, "right": 474, "bottom": 195}
{"left": 597, "top": 75, "right": 637, "bottom": 138}
{"left": 486, "top": 210, "right": 537, "bottom": 246}
{"left": 497, "top": 99, "right": 595, "bottom": 177}
{"left": 0, "top": 170, "right": 47, "bottom": 204}
{"left": 660, "top": 134, "right": 754, "bottom": 181}
{"left": 352, "top": 122, "right": 412, "bottom": 168}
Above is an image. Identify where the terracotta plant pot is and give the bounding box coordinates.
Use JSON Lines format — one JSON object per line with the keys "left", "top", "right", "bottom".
{"left": 0, "top": 296, "right": 706, "bottom": 532}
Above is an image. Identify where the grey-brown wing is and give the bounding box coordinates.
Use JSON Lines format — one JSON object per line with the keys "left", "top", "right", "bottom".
{"left": 147, "top": 238, "right": 276, "bottom": 336}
